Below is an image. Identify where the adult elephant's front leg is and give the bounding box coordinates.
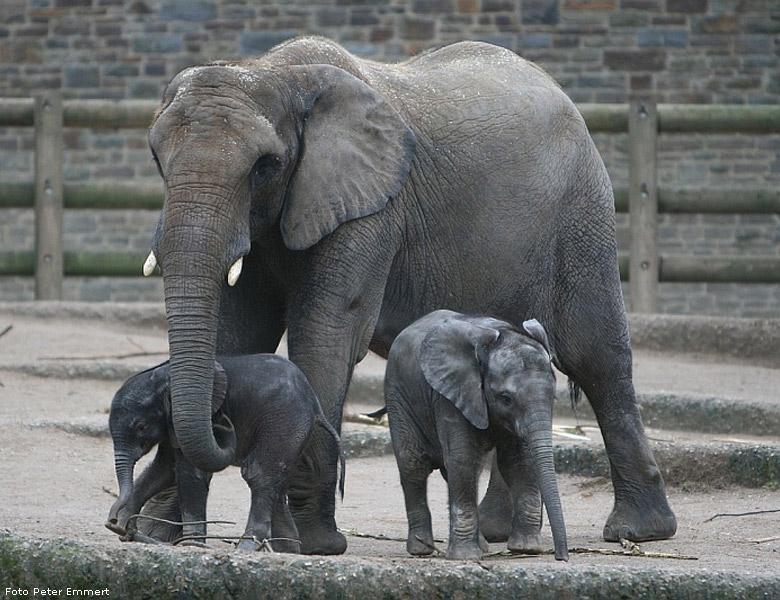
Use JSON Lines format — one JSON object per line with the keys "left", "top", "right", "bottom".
{"left": 285, "top": 313, "right": 366, "bottom": 555}
{"left": 216, "top": 245, "right": 287, "bottom": 355}
{"left": 284, "top": 239, "right": 395, "bottom": 555}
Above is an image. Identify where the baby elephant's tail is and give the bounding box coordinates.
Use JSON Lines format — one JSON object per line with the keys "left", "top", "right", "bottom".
{"left": 316, "top": 414, "right": 346, "bottom": 500}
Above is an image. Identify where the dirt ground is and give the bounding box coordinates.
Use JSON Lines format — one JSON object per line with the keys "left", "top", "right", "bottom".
{"left": 0, "top": 309, "right": 778, "bottom": 576}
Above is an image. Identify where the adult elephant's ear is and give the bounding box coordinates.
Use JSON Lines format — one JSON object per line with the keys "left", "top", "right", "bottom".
{"left": 282, "top": 64, "right": 416, "bottom": 251}
{"left": 420, "top": 318, "right": 500, "bottom": 430}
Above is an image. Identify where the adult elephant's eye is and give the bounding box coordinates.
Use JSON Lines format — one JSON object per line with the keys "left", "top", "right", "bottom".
{"left": 250, "top": 154, "right": 280, "bottom": 189}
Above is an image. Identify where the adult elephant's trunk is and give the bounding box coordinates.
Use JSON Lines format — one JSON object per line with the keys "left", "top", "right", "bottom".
{"left": 158, "top": 198, "right": 239, "bottom": 473}
{"left": 527, "top": 422, "right": 569, "bottom": 561}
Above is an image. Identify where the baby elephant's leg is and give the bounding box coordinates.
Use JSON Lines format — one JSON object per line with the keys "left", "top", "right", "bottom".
{"left": 390, "top": 423, "right": 436, "bottom": 555}
{"left": 443, "top": 456, "right": 484, "bottom": 560}
{"left": 238, "top": 451, "right": 287, "bottom": 551}
{"left": 496, "top": 443, "right": 543, "bottom": 553}
{"left": 270, "top": 495, "right": 301, "bottom": 553}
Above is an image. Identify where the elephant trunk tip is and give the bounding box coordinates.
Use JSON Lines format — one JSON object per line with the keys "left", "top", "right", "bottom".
{"left": 106, "top": 499, "right": 128, "bottom": 536}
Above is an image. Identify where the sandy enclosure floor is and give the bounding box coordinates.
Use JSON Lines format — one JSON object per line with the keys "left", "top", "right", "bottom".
{"left": 0, "top": 310, "right": 778, "bottom": 575}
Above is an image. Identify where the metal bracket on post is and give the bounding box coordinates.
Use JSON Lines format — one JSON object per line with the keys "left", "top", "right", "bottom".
{"left": 628, "top": 100, "right": 659, "bottom": 313}
{"left": 34, "top": 93, "right": 64, "bottom": 300}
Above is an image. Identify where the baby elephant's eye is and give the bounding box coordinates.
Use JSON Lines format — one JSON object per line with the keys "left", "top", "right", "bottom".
{"left": 499, "top": 393, "right": 513, "bottom": 406}
{"left": 134, "top": 422, "right": 150, "bottom": 436}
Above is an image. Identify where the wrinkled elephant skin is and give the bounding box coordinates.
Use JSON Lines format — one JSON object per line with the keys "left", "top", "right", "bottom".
{"left": 386, "top": 310, "right": 569, "bottom": 561}
{"left": 145, "top": 36, "right": 676, "bottom": 554}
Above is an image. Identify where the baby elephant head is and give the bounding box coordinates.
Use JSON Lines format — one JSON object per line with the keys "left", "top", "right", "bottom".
{"left": 420, "top": 315, "right": 568, "bottom": 560}
{"left": 106, "top": 362, "right": 235, "bottom": 535}
{"left": 420, "top": 316, "right": 555, "bottom": 434}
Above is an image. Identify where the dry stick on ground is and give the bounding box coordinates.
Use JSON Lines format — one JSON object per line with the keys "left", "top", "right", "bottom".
{"left": 342, "top": 529, "right": 698, "bottom": 560}
{"left": 485, "top": 543, "right": 698, "bottom": 561}
{"left": 704, "top": 508, "right": 780, "bottom": 523}
{"left": 749, "top": 535, "right": 780, "bottom": 543}
{"left": 342, "top": 412, "right": 389, "bottom": 427}
{"left": 40, "top": 350, "right": 167, "bottom": 361}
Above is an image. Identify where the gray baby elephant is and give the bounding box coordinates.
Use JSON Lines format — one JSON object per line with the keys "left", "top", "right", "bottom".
{"left": 106, "top": 353, "right": 343, "bottom": 552}
{"left": 385, "top": 310, "right": 568, "bottom": 560}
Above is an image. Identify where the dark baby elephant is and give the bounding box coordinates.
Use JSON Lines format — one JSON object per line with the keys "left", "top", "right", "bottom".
{"left": 142, "top": 35, "right": 675, "bottom": 553}
{"left": 106, "top": 354, "right": 342, "bottom": 552}
{"left": 386, "top": 310, "right": 568, "bottom": 561}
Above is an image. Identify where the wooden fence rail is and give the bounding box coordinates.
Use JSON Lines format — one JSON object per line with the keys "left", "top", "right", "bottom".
{"left": 1, "top": 95, "right": 779, "bottom": 309}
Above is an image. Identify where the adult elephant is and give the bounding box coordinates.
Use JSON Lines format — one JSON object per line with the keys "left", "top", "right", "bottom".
{"left": 143, "top": 36, "right": 676, "bottom": 554}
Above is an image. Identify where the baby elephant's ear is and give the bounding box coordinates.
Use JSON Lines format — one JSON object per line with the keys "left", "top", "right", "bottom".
{"left": 151, "top": 363, "right": 169, "bottom": 393}
{"left": 522, "top": 319, "right": 552, "bottom": 360}
{"left": 211, "top": 361, "right": 228, "bottom": 414}
{"left": 420, "top": 318, "right": 499, "bottom": 430}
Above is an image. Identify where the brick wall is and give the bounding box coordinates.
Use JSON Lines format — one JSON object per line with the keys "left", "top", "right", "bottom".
{"left": 0, "top": 0, "right": 778, "bottom": 315}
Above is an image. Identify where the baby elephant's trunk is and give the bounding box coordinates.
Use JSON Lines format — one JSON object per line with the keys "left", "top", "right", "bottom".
{"left": 106, "top": 455, "right": 135, "bottom": 535}
{"left": 530, "top": 430, "right": 568, "bottom": 561}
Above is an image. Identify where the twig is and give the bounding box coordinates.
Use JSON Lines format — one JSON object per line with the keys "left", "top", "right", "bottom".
{"left": 339, "top": 528, "right": 406, "bottom": 542}
{"left": 40, "top": 350, "right": 167, "bottom": 361}
{"left": 102, "top": 486, "right": 118, "bottom": 498}
{"left": 340, "top": 527, "right": 447, "bottom": 545}
{"left": 704, "top": 508, "right": 780, "bottom": 523}
{"left": 172, "top": 535, "right": 300, "bottom": 551}
{"left": 126, "top": 337, "right": 146, "bottom": 352}
{"left": 485, "top": 546, "right": 698, "bottom": 560}
{"left": 0, "top": 324, "right": 12, "bottom": 339}
{"left": 126, "top": 513, "right": 236, "bottom": 530}
{"left": 414, "top": 535, "right": 445, "bottom": 556}
{"left": 749, "top": 535, "right": 780, "bottom": 544}
{"left": 343, "top": 412, "right": 389, "bottom": 427}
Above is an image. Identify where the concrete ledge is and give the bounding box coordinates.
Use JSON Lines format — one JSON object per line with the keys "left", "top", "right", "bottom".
{"left": 556, "top": 440, "right": 780, "bottom": 489}
{"left": 1, "top": 302, "right": 778, "bottom": 363}
{"left": 1, "top": 530, "right": 777, "bottom": 600}
{"left": 627, "top": 312, "right": 780, "bottom": 367}
{"left": 31, "top": 416, "right": 779, "bottom": 489}
{"left": 552, "top": 390, "right": 780, "bottom": 437}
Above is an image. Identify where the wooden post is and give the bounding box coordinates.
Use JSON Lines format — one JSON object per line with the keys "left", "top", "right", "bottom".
{"left": 34, "top": 93, "right": 64, "bottom": 300}
{"left": 628, "top": 100, "right": 658, "bottom": 313}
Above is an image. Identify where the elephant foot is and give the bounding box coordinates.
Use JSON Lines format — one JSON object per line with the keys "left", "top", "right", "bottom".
{"left": 270, "top": 538, "right": 302, "bottom": 553}
{"left": 445, "top": 541, "right": 483, "bottom": 560}
{"left": 478, "top": 492, "right": 512, "bottom": 543}
{"left": 603, "top": 498, "right": 677, "bottom": 542}
{"left": 297, "top": 523, "right": 347, "bottom": 555}
{"left": 407, "top": 529, "right": 435, "bottom": 556}
{"left": 507, "top": 532, "right": 543, "bottom": 554}
{"left": 136, "top": 487, "right": 183, "bottom": 543}
{"left": 288, "top": 474, "right": 347, "bottom": 554}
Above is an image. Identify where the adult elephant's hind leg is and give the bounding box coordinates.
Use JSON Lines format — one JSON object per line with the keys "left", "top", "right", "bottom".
{"left": 560, "top": 317, "right": 677, "bottom": 543}
{"left": 594, "top": 374, "right": 677, "bottom": 542}
{"left": 478, "top": 451, "right": 512, "bottom": 542}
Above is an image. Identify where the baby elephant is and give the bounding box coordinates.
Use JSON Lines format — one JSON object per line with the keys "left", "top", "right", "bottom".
{"left": 106, "top": 353, "right": 343, "bottom": 552}
{"left": 385, "top": 310, "right": 568, "bottom": 560}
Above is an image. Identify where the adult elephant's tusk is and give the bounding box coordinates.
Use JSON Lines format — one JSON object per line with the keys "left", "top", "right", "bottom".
{"left": 143, "top": 251, "right": 157, "bottom": 276}
{"left": 227, "top": 257, "right": 243, "bottom": 287}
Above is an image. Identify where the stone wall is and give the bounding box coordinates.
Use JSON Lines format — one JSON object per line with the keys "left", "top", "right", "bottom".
{"left": 0, "top": 0, "right": 778, "bottom": 315}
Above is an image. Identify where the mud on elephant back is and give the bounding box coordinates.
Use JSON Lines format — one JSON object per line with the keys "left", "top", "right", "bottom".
{"left": 139, "top": 35, "right": 676, "bottom": 554}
